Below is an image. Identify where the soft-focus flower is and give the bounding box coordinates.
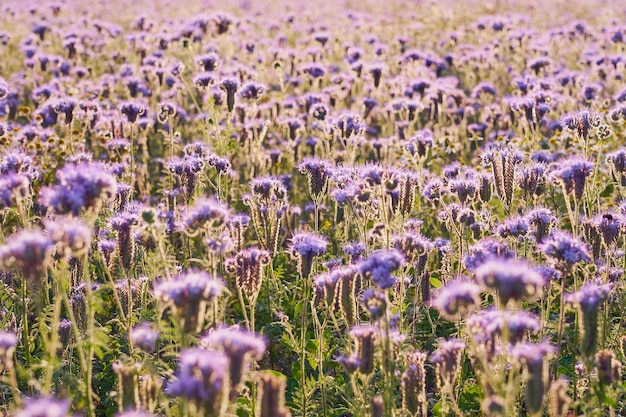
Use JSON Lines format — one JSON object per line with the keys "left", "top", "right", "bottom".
{"left": 166, "top": 348, "right": 229, "bottom": 415}
{"left": 432, "top": 279, "right": 481, "bottom": 320}
{"left": 475, "top": 259, "right": 545, "bottom": 306}
{"left": 358, "top": 249, "right": 405, "bottom": 289}
{"left": 16, "top": 398, "right": 70, "bottom": 417}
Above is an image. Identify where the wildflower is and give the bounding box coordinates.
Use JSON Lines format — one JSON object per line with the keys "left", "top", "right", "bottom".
{"left": 298, "top": 157, "right": 332, "bottom": 199}
{"left": 290, "top": 231, "right": 328, "bottom": 279}
{"left": 518, "top": 163, "right": 546, "bottom": 198}
{"left": 257, "top": 371, "right": 291, "bottom": 417}
{"left": 432, "top": 279, "right": 481, "bottom": 320}
{"left": 567, "top": 283, "right": 612, "bottom": 358}
{"left": 482, "top": 147, "right": 523, "bottom": 209}
{"left": 596, "top": 349, "right": 622, "bottom": 386}
{"left": 607, "top": 148, "right": 626, "bottom": 186}
{"left": 220, "top": 77, "right": 239, "bottom": 112}
{"left": 113, "top": 360, "right": 141, "bottom": 411}
{"left": 202, "top": 326, "right": 266, "bottom": 399}
{"left": 39, "top": 163, "right": 117, "bottom": 216}
{"left": 0, "top": 228, "right": 54, "bottom": 282}
{"left": 341, "top": 324, "right": 377, "bottom": 375}
{"left": 120, "top": 101, "right": 147, "bottom": 123}
{"left": 0, "top": 173, "right": 30, "bottom": 210}
{"left": 45, "top": 218, "right": 93, "bottom": 258}
{"left": 525, "top": 208, "right": 556, "bottom": 243}
{"left": 540, "top": 230, "right": 591, "bottom": 273}
{"left": 225, "top": 247, "right": 271, "bottom": 303}
{"left": 0, "top": 331, "right": 17, "bottom": 371}
{"left": 401, "top": 350, "right": 427, "bottom": 417}
{"left": 548, "top": 377, "right": 572, "bottom": 417}
{"left": 463, "top": 238, "right": 514, "bottom": 272}
{"left": 560, "top": 110, "right": 601, "bottom": 141}
{"left": 110, "top": 210, "right": 139, "bottom": 270}
{"left": 510, "top": 342, "right": 554, "bottom": 415}
{"left": 475, "top": 259, "right": 545, "bottom": 306}
{"left": 166, "top": 348, "right": 229, "bottom": 416}
{"left": 342, "top": 241, "right": 367, "bottom": 263}
{"left": 592, "top": 213, "right": 622, "bottom": 247}
{"left": 496, "top": 216, "right": 529, "bottom": 240}
{"left": 244, "top": 177, "right": 288, "bottom": 254}
{"left": 358, "top": 249, "right": 405, "bottom": 289}
{"left": 154, "top": 270, "right": 224, "bottom": 333}
{"left": 167, "top": 155, "right": 204, "bottom": 199}
{"left": 180, "top": 197, "right": 231, "bottom": 235}
{"left": 16, "top": 398, "right": 70, "bottom": 417}
{"left": 193, "top": 72, "right": 218, "bottom": 90}
{"left": 196, "top": 53, "right": 221, "bottom": 71}
{"left": 130, "top": 323, "right": 158, "bottom": 353}
{"left": 431, "top": 338, "right": 465, "bottom": 389}
{"left": 370, "top": 395, "right": 384, "bottom": 417}
{"left": 330, "top": 265, "right": 359, "bottom": 326}
{"left": 548, "top": 157, "right": 594, "bottom": 200}
{"left": 448, "top": 178, "right": 478, "bottom": 204}
{"left": 239, "top": 81, "right": 266, "bottom": 101}
{"left": 157, "top": 101, "right": 177, "bottom": 123}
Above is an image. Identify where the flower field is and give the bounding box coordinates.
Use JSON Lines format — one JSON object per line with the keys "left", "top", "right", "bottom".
{"left": 1, "top": 0, "right": 626, "bottom": 415}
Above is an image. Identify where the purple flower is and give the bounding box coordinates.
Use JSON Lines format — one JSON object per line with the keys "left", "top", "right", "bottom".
{"left": 463, "top": 238, "right": 514, "bottom": 271}
{"left": 548, "top": 157, "right": 594, "bottom": 200}
{"left": 167, "top": 348, "right": 228, "bottom": 413}
{"left": 154, "top": 270, "right": 224, "bottom": 332}
{"left": 475, "top": 259, "right": 545, "bottom": 305}
{"left": 431, "top": 338, "right": 465, "bottom": 387}
{"left": 567, "top": 282, "right": 612, "bottom": 311}
{"left": 180, "top": 197, "right": 231, "bottom": 234}
{"left": 432, "top": 280, "right": 481, "bottom": 320}
{"left": 15, "top": 399, "right": 69, "bottom": 417}
{"left": 0, "top": 229, "right": 54, "bottom": 280}
{"left": 39, "top": 163, "right": 117, "bottom": 216}
{"left": 225, "top": 247, "right": 271, "bottom": 301}
{"left": 289, "top": 231, "right": 327, "bottom": 259}
{"left": 130, "top": 323, "right": 158, "bottom": 353}
{"left": 202, "top": 326, "right": 266, "bottom": 398}
{"left": 539, "top": 230, "right": 591, "bottom": 272}
{"left": 358, "top": 249, "right": 405, "bottom": 289}
{"left": 45, "top": 217, "right": 93, "bottom": 258}
{"left": 496, "top": 216, "right": 529, "bottom": 240}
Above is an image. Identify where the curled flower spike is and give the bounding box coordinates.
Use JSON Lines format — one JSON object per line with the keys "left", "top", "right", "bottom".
{"left": 290, "top": 230, "right": 328, "bottom": 279}
{"left": 567, "top": 282, "right": 612, "bottom": 358}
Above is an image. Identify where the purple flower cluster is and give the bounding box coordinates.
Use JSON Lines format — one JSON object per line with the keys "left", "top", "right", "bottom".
{"left": 358, "top": 249, "right": 405, "bottom": 289}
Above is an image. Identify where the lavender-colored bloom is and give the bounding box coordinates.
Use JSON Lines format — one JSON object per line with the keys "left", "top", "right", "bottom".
{"left": 432, "top": 279, "right": 481, "bottom": 320}
{"left": 239, "top": 81, "right": 266, "bottom": 101}
{"left": 463, "top": 238, "right": 514, "bottom": 271}
{"left": 0, "top": 173, "right": 30, "bottom": 210}
{"left": 431, "top": 338, "right": 465, "bottom": 387}
{"left": 510, "top": 342, "right": 554, "bottom": 414}
{"left": 154, "top": 270, "right": 224, "bottom": 332}
{"left": 202, "top": 326, "right": 266, "bottom": 398}
{"left": 560, "top": 110, "right": 600, "bottom": 140}
{"left": 225, "top": 247, "right": 271, "bottom": 301}
{"left": 539, "top": 230, "right": 591, "bottom": 272}
{"left": 525, "top": 208, "right": 556, "bottom": 243}
{"left": 180, "top": 197, "right": 231, "bottom": 234}
{"left": 120, "top": 101, "right": 146, "bottom": 123}
{"left": 496, "top": 216, "right": 529, "bottom": 240}
{"left": 358, "top": 249, "right": 405, "bottom": 289}
{"left": 0, "top": 331, "right": 17, "bottom": 370}
{"left": 592, "top": 213, "right": 622, "bottom": 246}
{"left": 130, "top": 323, "right": 158, "bottom": 353}
{"left": 0, "top": 228, "right": 54, "bottom": 280}
{"left": 290, "top": 230, "right": 328, "bottom": 278}
{"left": 39, "top": 163, "right": 117, "bottom": 216}
{"left": 16, "top": 398, "right": 70, "bottom": 417}
{"left": 167, "top": 348, "right": 228, "bottom": 414}
{"left": 298, "top": 157, "right": 332, "bottom": 198}
{"left": 568, "top": 282, "right": 612, "bottom": 358}
{"left": 548, "top": 157, "right": 594, "bottom": 200}
{"left": 475, "top": 259, "right": 545, "bottom": 305}
{"left": 567, "top": 282, "right": 612, "bottom": 310}
{"left": 45, "top": 217, "right": 93, "bottom": 258}
{"left": 343, "top": 241, "right": 367, "bottom": 263}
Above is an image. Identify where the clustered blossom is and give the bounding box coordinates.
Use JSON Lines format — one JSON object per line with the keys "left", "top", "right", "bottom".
{"left": 432, "top": 279, "right": 482, "bottom": 320}
{"left": 39, "top": 163, "right": 117, "bottom": 215}
{"left": 474, "top": 259, "right": 545, "bottom": 306}
{"left": 166, "top": 348, "right": 229, "bottom": 415}
{"left": 154, "top": 270, "right": 224, "bottom": 332}
{"left": 358, "top": 249, "right": 405, "bottom": 289}
{"left": 290, "top": 230, "right": 328, "bottom": 278}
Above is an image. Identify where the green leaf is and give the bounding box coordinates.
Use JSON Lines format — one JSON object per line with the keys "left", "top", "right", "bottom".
{"left": 430, "top": 277, "right": 443, "bottom": 289}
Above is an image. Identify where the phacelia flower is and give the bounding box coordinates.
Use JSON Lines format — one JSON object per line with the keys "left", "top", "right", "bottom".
{"left": 475, "top": 259, "right": 545, "bottom": 306}
{"left": 358, "top": 249, "right": 405, "bottom": 289}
